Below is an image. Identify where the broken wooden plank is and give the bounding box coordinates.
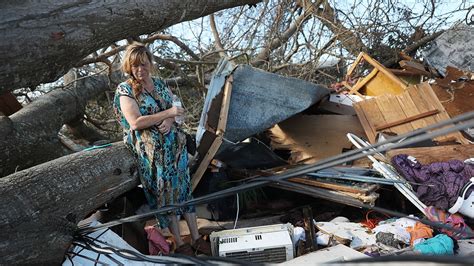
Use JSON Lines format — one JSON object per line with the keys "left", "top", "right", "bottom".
{"left": 348, "top": 68, "right": 379, "bottom": 95}
{"left": 386, "top": 144, "right": 474, "bottom": 165}
{"left": 399, "top": 60, "right": 431, "bottom": 76}
{"left": 269, "top": 181, "right": 369, "bottom": 208}
{"left": 289, "top": 176, "right": 378, "bottom": 195}
{"left": 353, "top": 103, "right": 377, "bottom": 143}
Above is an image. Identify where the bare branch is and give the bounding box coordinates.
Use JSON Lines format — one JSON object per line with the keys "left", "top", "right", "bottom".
{"left": 209, "top": 14, "right": 228, "bottom": 58}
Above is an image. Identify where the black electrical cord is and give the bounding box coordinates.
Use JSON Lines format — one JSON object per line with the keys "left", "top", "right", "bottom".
{"left": 69, "top": 228, "right": 110, "bottom": 260}
{"left": 77, "top": 234, "right": 259, "bottom": 265}
{"left": 80, "top": 234, "right": 212, "bottom": 265}
{"left": 78, "top": 111, "right": 474, "bottom": 235}
{"left": 73, "top": 238, "right": 175, "bottom": 264}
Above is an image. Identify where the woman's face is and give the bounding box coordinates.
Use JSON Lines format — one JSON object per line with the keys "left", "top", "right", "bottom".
{"left": 131, "top": 58, "right": 151, "bottom": 82}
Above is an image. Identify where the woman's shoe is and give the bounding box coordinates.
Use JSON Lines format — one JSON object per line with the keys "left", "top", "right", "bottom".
{"left": 192, "top": 237, "right": 212, "bottom": 256}
{"left": 175, "top": 243, "right": 195, "bottom": 256}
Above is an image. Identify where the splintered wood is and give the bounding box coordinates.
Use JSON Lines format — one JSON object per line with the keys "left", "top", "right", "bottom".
{"left": 353, "top": 82, "right": 467, "bottom": 144}
{"left": 269, "top": 114, "right": 366, "bottom": 164}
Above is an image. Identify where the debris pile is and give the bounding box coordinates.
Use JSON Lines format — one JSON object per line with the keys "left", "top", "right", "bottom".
{"left": 66, "top": 25, "right": 474, "bottom": 265}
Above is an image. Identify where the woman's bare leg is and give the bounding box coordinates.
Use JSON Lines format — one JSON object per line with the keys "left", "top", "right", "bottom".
{"left": 183, "top": 212, "right": 200, "bottom": 242}
{"left": 168, "top": 214, "right": 184, "bottom": 247}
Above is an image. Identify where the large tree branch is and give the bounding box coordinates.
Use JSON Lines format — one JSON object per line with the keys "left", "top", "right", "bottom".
{"left": 146, "top": 33, "right": 201, "bottom": 61}
{"left": 210, "top": 14, "right": 228, "bottom": 58}
{"left": 0, "top": 143, "right": 139, "bottom": 264}
{"left": 0, "top": 0, "right": 260, "bottom": 93}
{"left": 153, "top": 55, "right": 206, "bottom": 90}
{"left": 251, "top": 3, "right": 313, "bottom": 67}
{"left": 310, "top": 0, "right": 368, "bottom": 56}
{"left": 383, "top": 30, "right": 445, "bottom": 67}
{"left": 0, "top": 72, "right": 121, "bottom": 177}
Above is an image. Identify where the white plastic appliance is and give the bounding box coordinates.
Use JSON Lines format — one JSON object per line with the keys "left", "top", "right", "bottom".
{"left": 210, "top": 223, "right": 294, "bottom": 263}
{"left": 449, "top": 177, "right": 474, "bottom": 219}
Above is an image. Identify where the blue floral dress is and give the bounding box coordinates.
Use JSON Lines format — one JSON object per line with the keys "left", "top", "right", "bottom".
{"left": 113, "top": 78, "right": 194, "bottom": 228}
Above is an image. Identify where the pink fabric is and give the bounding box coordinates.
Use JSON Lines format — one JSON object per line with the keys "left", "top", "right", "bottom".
{"left": 145, "top": 226, "right": 170, "bottom": 255}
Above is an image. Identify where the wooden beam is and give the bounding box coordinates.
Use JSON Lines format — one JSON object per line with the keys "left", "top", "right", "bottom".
{"left": 399, "top": 60, "right": 431, "bottom": 76}
{"left": 191, "top": 134, "right": 223, "bottom": 191}
{"left": 346, "top": 52, "right": 364, "bottom": 77}
{"left": 386, "top": 144, "right": 474, "bottom": 165}
{"left": 375, "top": 109, "right": 439, "bottom": 131}
{"left": 191, "top": 76, "right": 233, "bottom": 191}
{"left": 349, "top": 68, "right": 379, "bottom": 94}
{"left": 289, "top": 176, "right": 378, "bottom": 195}
{"left": 360, "top": 52, "right": 408, "bottom": 90}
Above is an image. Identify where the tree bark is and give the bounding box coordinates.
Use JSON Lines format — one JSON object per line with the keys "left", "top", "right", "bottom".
{"left": 0, "top": 0, "right": 260, "bottom": 93}
{"left": 310, "top": 0, "right": 368, "bottom": 56}
{"left": 0, "top": 142, "right": 139, "bottom": 265}
{"left": 0, "top": 72, "right": 119, "bottom": 177}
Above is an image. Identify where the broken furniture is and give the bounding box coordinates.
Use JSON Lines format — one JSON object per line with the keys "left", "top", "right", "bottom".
{"left": 192, "top": 59, "right": 329, "bottom": 190}
{"left": 345, "top": 52, "right": 408, "bottom": 96}
{"left": 353, "top": 82, "right": 468, "bottom": 144}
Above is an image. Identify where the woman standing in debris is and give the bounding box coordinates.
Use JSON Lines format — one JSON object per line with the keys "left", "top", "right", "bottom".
{"left": 113, "top": 42, "right": 209, "bottom": 256}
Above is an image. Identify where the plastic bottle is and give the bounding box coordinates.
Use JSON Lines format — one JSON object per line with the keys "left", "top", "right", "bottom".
{"left": 172, "top": 94, "right": 184, "bottom": 125}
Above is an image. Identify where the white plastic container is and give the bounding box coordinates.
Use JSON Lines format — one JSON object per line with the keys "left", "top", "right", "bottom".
{"left": 172, "top": 94, "right": 184, "bottom": 125}
{"left": 448, "top": 177, "right": 474, "bottom": 219}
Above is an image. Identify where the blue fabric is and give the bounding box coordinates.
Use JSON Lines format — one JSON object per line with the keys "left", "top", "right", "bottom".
{"left": 113, "top": 78, "right": 194, "bottom": 228}
{"left": 414, "top": 234, "right": 454, "bottom": 255}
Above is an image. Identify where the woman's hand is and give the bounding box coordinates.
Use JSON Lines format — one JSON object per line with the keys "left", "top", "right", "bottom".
{"left": 158, "top": 118, "right": 174, "bottom": 135}
{"left": 168, "top": 106, "right": 185, "bottom": 117}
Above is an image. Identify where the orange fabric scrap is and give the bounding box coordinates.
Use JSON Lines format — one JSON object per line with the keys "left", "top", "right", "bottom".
{"left": 406, "top": 222, "right": 433, "bottom": 246}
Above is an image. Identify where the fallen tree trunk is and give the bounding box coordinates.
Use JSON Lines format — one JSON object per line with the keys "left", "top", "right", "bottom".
{"left": 0, "top": 142, "right": 139, "bottom": 265}
{"left": 0, "top": 72, "right": 118, "bottom": 177}
{"left": 0, "top": 0, "right": 260, "bottom": 93}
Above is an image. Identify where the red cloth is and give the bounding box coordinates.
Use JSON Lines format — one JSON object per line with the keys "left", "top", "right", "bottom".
{"left": 145, "top": 226, "right": 170, "bottom": 255}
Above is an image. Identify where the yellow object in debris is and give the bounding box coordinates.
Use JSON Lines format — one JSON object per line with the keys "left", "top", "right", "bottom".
{"left": 346, "top": 52, "right": 407, "bottom": 96}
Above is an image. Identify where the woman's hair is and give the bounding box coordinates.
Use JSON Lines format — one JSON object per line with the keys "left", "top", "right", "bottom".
{"left": 121, "top": 42, "right": 155, "bottom": 97}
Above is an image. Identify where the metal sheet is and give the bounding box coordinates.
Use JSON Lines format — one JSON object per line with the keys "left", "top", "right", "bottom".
{"left": 422, "top": 25, "right": 474, "bottom": 76}
{"left": 196, "top": 59, "right": 329, "bottom": 146}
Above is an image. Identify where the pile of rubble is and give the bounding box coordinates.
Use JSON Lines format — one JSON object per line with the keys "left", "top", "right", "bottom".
{"left": 65, "top": 25, "right": 473, "bottom": 265}
{"left": 186, "top": 25, "right": 473, "bottom": 263}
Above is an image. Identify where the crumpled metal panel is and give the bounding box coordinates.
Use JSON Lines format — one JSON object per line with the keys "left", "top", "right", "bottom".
{"left": 196, "top": 59, "right": 329, "bottom": 146}
{"left": 224, "top": 65, "right": 329, "bottom": 142}
{"left": 422, "top": 25, "right": 474, "bottom": 76}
